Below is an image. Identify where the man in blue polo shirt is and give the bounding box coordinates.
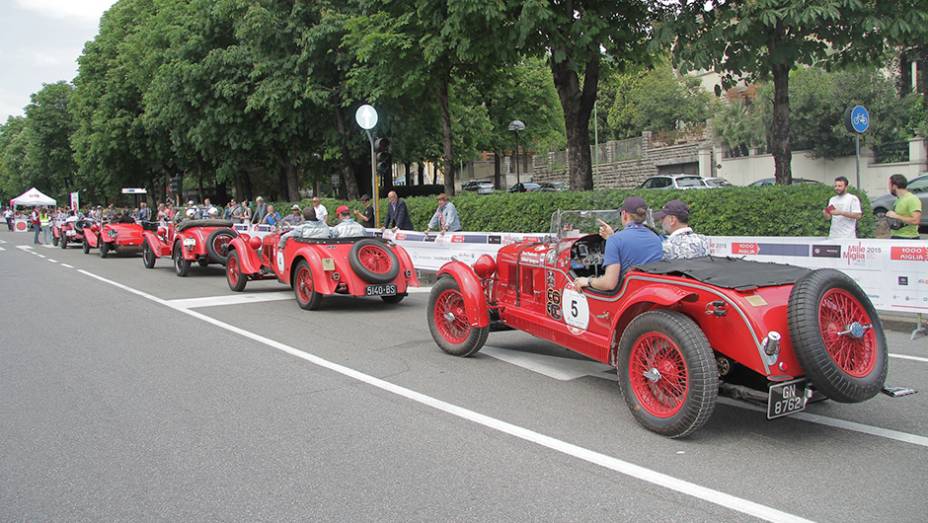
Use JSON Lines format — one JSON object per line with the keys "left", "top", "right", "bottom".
{"left": 574, "top": 196, "right": 663, "bottom": 292}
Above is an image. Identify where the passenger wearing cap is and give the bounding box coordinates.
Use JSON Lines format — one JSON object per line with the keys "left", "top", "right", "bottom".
{"left": 574, "top": 196, "right": 663, "bottom": 292}
{"left": 280, "top": 204, "right": 304, "bottom": 226}
{"left": 330, "top": 204, "right": 366, "bottom": 238}
{"left": 353, "top": 194, "right": 375, "bottom": 228}
{"left": 656, "top": 199, "right": 710, "bottom": 261}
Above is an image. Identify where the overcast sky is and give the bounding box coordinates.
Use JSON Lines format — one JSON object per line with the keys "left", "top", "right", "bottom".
{"left": 0, "top": 0, "right": 115, "bottom": 122}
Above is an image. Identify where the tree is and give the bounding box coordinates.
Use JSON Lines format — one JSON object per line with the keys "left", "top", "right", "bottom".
{"left": 670, "top": 0, "right": 928, "bottom": 184}
{"left": 0, "top": 117, "right": 30, "bottom": 198}
{"left": 23, "top": 82, "right": 78, "bottom": 198}
{"left": 514, "top": 1, "right": 657, "bottom": 190}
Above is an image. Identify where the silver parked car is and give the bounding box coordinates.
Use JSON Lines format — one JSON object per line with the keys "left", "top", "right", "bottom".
{"left": 870, "top": 174, "right": 928, "bottom": 226}
{"left": 638, "top": 174, "right": 708, "bottom": 190}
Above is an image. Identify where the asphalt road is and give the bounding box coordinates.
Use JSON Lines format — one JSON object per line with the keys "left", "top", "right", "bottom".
{"left": 1, "top": 231, "right": 927, "bottom": 522}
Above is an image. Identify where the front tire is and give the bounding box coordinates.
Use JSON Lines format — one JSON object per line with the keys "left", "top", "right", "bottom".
{"left": 226, "top": 250, "right": 247, "bottom": 292}
{"left": 99, "top": 239, "right": 109, "bottom": 258}
{"left": 788, "top": 269, "right": 887, "bottom": 403}
{"left": 427, "top": 277, "right": 488, "bottom": 357}
{"left": 61, "top": 238, "right": 67, "bottom": 249}
{"left": 173, "top": 244, "right": 190, "bottom": 277}
{"left": 292, "top": 260, "right": 322, "bottom": 310}
{"left": 142, "top": 241, "right": 156, "bottom": 268}
{"left": 617, "top": 310, "right": 718, "bottom": 438}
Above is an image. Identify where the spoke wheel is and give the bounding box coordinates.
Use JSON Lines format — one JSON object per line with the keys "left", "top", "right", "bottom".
{"left": 142, "top": 242, "right": 156, "bottom": 268}
{"left": 628, "top": 333, "right": 688, "bottom": 418}
{"left": 293, "top": 260, "right": 321, "bottom": 310}
{"left": 427, "top": 277, "right": 488, "bottom": 357}
{"left": 226, "top": 251, "right": 247, "bottom": 292}
{"left": 818, "top": 288, "right": 877, "bottom": 378}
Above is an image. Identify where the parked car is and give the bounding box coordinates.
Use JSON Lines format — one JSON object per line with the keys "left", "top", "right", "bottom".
{"left": 870, "top": 174, "right": 928, "bottom": 226}
{"left": 224, "top": 228, "right": 417, "bottom": 310}
{"left": 509, "top": 182, "right": 542, "bottom": 193}
{"left": 141, "top": 219, "right": 238, "bottom": 276}
{"left": 638, "top": 174, "right": 708, "bottom": 190}
{"left": 748, "top": 177, "right": 823, "bottom": 187}
{"left": 82, "top": 216, "right": 145, "bottom": 258}
{"left": 539, "top": 182, "right": 568, "bottom": 192}
{"left": 426, "top": 209, "right": 890, "bottom": 438}
{"left": 462, "top": 180, "right": 487, "bottom": 192}
{"left": 702, "top": 177, "right": 732, "bottom": 188}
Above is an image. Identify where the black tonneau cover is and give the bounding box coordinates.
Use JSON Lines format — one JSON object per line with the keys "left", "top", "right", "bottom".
{"left": 634, "top": 256, "right": 811, "bottom": 290}
{"left": 176, "top": 219, "right": 234, "bottom": 231}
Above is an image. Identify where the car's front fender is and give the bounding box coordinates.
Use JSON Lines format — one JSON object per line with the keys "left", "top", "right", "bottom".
{"left": 142, "top": 230, "right": 171, "bottom": 257}
{"left": 228, "top": 237, "right": 263, "bottom": 275}
{"left": 437, "top": 260, "right": 489, "bottom": 328}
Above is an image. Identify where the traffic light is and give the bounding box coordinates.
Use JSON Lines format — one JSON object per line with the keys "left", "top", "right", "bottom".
{"left": 375, "top": 138, "right": 392, "bottom": 182}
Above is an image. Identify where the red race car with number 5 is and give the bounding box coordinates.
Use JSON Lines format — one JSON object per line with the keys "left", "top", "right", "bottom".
{"left": 225, "top": 227, "right": 417, "bottom": 310}
{"left": 427, "top": 210, "right": 900, "bottom": 438}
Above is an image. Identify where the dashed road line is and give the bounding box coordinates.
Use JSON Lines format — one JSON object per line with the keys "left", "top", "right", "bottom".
{"left": 74, "top": 267, "right": 812, "bottom": 523}
{"left": 47, "top": 258, "right": 58, "bottom": 263}
{"left": 60, "top": 263, "right": 74, "bottom": 269}
{"left": 166, "top": 292, "right": 295, "bottom": 309}
{"left": 0, "top": 246, "right": 5, "bottom": 251}
{"left": 36, "top": 254, "right": 46, "bottom": 259}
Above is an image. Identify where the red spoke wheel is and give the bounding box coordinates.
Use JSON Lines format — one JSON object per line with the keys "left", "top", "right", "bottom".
{"left": 293, "top": 260, "right": 322, "bottom": 310}
{"left": 349, "top": 239, "right": 399, "bottom": 284}
{"left": 207, "top": 228, "right": 237, "bottom": 265}
{"left": 226, "top": 250, "right": 247, "bottom": 292}
{"left": 173, "top": 242, "right": 190, "bottom": 277}
{"left": 427, "top": 277, "right": 488, "bottom": 357}
{"left": 788, "top": 269, "right": 887, "bottom": 403}
{"left": 617, "top": 311, "right": 717, "bottom": 438}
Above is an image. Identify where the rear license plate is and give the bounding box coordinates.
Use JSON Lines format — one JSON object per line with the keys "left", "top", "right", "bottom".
{"left": 767, "top": 379, "right": 808, "bottom": 419}
{"left": 366, "top": 284, "right": 397, "bottom": 296}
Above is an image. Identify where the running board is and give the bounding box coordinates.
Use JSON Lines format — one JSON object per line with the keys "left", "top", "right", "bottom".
{"left": 882, "top": 386, "right": 917, "bottom": 398}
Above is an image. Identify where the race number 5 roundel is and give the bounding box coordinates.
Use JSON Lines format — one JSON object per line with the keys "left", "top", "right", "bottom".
{"left": 561, "top": 287, "right": 590, "bottom": 331}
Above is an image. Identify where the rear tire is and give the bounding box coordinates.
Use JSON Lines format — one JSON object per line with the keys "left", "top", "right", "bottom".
{"left": 52, "top": 235, "right": 58, "bottom": 247}
{"left": 173, "top": 243, "right": 190, "bottom": 277}
{"left": 61, "top": 238, "right": 67, "bottom": 249}
{"left": 226, "top": 250, "right": 247, "bottom": 292}
{"left": 427, "top": 277, "right": 488, "bottom": 357}
{"left": 206, "top": 228, "right": 237, "bottom": 265}
{"left": 292, "top": 260, "right": 322, "bottom": 310}
{"left": 142, "top": 241, "right": 156, "bottom": 268}
{"left": 99, "top": 239, "right": 109, "bottom": 258}
{"left": 788, "top": 269, "right": 887, "bottom": 403}
{"left": 617, "top": 310, "right": 718, "bottom": 438}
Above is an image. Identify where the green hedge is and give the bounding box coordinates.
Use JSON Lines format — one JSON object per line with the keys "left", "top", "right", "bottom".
{"left": 274, "top": 185, "right": 873, "bottom": 237}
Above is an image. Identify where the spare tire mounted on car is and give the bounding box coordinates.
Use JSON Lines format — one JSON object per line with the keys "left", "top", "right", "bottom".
{"left": 206, "top": 228, "right": 237, "bottom": 265}
{"left": 788, "top": 269, "right": 887, "bottom": 403}
{"left": 349, "top": 239, "right": 399, "bottom": 284}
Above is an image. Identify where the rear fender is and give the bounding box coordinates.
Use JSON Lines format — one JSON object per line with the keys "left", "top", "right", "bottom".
{"left": 289, "top": 248, "right": 336, "bottom": 295}
{"left": 437, "top": 260, "right": 489, "bottom": 328}
{"left": 84, "top": 232, "right": 99, "bottom": 248}
{"left": 392, "top": 244, "right": 419, "bottom": 287}
{"left": 608, "top": 286, "right": 698, "bottom": 366}
{"left": 142, "top": 230, "right": 170, "bottom": 257}
{"left": 228, "top": 237, "right": 263, "bottom": 275}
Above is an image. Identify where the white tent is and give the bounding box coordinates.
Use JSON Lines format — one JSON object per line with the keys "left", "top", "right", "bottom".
{"left": 11, "top": 187, "right": 56, "bottom": 207}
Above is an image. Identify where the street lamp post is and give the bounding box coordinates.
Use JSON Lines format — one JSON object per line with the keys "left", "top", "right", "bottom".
{"left": 508, "top": 120, "right": 525, "bottom": 187}
{"left": 355, "top": 104, "right": 381, "bottom": 227}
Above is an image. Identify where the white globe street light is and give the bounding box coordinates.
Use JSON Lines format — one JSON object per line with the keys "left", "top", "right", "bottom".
{"left": 355, "top": 104, "right": 378, "bottom": 130}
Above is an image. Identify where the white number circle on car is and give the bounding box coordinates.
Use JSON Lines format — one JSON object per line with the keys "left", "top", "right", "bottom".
{"left": 276, "top": 251, "right": 285, "bottom": 273}
{"left": 561, "top": 288, "right": 590, "bottom": 331}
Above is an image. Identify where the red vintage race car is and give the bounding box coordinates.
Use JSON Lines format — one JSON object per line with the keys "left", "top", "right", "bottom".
{"left": 82, "top": 217, "right": 145, "bottom": 258}
{"left": 427, "top": 210, "right": 894, "bottom": 438}
{"left": 140, "top": 219, "right": 237, "bottom": 276}
{"left": 225, "top": 227, "right": 418, "bottom": 310}
{"left": 57, "top": 219, "right": 91, "bottom": 249}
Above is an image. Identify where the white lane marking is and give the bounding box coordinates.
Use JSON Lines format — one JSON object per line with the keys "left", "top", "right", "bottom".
{"left": 716, "top": 398, "right": 928, "bottom": 448}
{"left": 482, "top": 346, "right": 614, "bottom": 381}
{"left": 0, "top": 246, "right": 5, "bottom": 251}
{"left": 16, "top": 245, "right": 32, "bottom": 251}
{"left": 47, "top": 258, "right": 58, "bottom": 263}
{"left": 166, "top": 292, "right": 294, "bottom": 309}
{"left": 0, "top": 238, "right": 6, "bottom": 244}
{"left": 60, "top": 263, "right": 74, "bottom": 269}
{"left": 481, "top": 345, "right": 928, "bottom": 449}
{"left": 43, "top": 244, "right": 56, "bottom": 249}
{"left": 36, "top": 254, "right": 46, "bottom": 259}
{"left": 890, "top": 353, "right": 928, "bottom": 363}
{"left": 74, "top": 268, "right": 810, "bottom": 523}
{"left": 406, "top": 286, "right": 431, "bottom": 294}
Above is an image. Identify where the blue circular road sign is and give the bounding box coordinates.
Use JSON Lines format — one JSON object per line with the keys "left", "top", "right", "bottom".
{"left": 846, "top": 105, "right": 870, "bottom": 134}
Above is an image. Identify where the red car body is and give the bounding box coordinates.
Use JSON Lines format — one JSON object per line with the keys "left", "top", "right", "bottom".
{"left": 56, "top": 220, "right": 87, "bottom": 249}
{"left": 83, "top": 220, "right": 144, "bottom": 257}
{"left": 140, "top": 219, "right": 237, "bottom": 276}
{"left": 225, "top": 230, "right": 418, "bottom": 310}
{"left": 427, "top": 212, "right": 889, "bottom": 438}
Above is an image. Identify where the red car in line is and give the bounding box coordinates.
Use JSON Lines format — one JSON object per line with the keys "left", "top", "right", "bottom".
{"left": 82, "top": 217, "right": 145, "bottom": 257}
{"left": 56, "top": 219, "right": 90, "bottom": 249}
{"left": 225, "top": 228, "right": 418, "bottom": 310}
{"left": 426, "top": 210, "right": 893, "bottom": 438}
{"left": 141, "top": 219, "right": 237, "bottom": 276}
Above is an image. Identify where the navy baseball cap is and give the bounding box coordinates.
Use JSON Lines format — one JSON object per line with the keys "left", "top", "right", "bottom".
{"left": 654, "top": 199, "right": 690, "bottom": 221}
{"left": 621, "top": 196, "right": 648, "bottom": 215}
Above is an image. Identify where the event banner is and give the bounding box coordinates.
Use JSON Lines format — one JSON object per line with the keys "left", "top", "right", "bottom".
{"left": 70, "top": 192, "right": 79, "bottom": 212}
{"left": 374, "top": 229, "right": 927, "bottom": 315}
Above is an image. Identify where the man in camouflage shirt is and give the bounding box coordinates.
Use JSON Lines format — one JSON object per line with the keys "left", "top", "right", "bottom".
{"left": 654, "top": 200, "right": 710, "bottom": 260}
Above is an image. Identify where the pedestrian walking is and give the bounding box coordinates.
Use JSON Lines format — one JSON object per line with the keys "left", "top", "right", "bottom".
{"left": 824, "top": 176, "right": 862, "bottom": 239}
{"left": 885, "top": 174, "right": 923, "bottom": 240}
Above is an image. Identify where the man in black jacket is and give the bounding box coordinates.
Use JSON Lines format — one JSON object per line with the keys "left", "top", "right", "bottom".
{"left": 384, "top": 191, "right": 414, "bottom": 231}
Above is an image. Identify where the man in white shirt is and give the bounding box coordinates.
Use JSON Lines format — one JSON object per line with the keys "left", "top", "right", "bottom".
{"left": 312, "top": 196, "right": 328, "bottom": 225}
{"left": 824, "top": 176, "right": 862, "bottom": 239}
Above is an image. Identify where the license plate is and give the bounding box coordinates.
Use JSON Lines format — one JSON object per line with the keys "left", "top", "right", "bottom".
{"left": 366, "top": 284, "right": 397, "bottom": 296}
{"left": 767, "top": 379, "right": 808, "bottom": 419}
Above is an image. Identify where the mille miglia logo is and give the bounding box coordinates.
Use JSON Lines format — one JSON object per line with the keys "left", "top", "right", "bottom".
{"left": 843, "top": 243, "right": 866, "bottom": 264}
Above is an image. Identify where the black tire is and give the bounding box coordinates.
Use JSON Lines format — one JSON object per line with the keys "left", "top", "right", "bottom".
{"left": 381, "top": 294, "right": 405, "bottom": 304}
{"left": 292, "top": 259, "right": 322, "bottom": 310}
{"left": 99, "top": 239, "right": 109, "bottom": 258}
{"left": 617, "top": 310, "right": 718, "bottom": 438}
{"left": 206, "top": 228, "right": 237, "bottom": 265}
{"left": 788, "top": 269, "right": 887, "bottom": 403}
{"left": 52, "top": 234, "right": 58, "bottom": 247}
{"left": 61, "top": 238, "right": 67, "bottom": 249}
{"left": 427, "top": 277, "right": 489, "bottom": 357}
{"left": 198, "top": 258, "right": 210, "bottom": 268}
{"left": 142, "top": 241, "right": 156, "bottom": 269}
{"left": 83, "top": 238, "right": 90, "bottom": 253}
{"left": 173, "top": 243, "right": 190, "bottom": 277}
{"left": 226, "top": 250, "right": 247, "bottom": 292}
{"left": 349, "top": 239, "right": 400, "bottom": 284}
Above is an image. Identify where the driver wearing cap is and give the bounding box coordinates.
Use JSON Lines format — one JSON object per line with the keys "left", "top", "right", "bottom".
{"left": 574, "top": 196, "right": 663, "bottom": 292}
{"left": 656, "top": 199, "right": 709, "bottom": 260}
